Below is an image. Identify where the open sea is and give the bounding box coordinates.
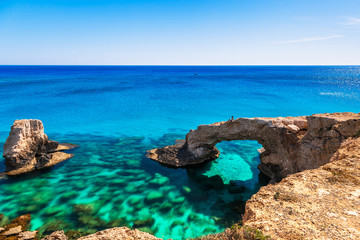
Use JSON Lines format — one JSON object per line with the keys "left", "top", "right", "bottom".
{"left": 0, "top": 66, "right": 359, "bottom": 239}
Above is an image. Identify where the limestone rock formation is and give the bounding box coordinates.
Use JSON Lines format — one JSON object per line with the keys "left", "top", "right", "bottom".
{"left": 77, "top": 227, "right": 162, "bottom": 240}
{"left": 148, "top": 112, "right": 360, "bottom": 181}
{"left": 3, "top": 119, "right": 78, "bottom": 176}
{"left": 243, "top": 151, "right": 360, "bottom": 239}
{"left": 0, "top": 214, "right": 38, "bottom": 240}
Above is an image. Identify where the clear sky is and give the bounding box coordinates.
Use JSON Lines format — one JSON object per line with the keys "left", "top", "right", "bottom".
{"left": 0, "top": 0, "right": 359, "bottom": 65}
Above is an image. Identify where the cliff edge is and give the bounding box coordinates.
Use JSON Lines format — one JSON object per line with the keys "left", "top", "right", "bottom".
{"left": 243, "top": 138, "right": 360, "bottom": 239}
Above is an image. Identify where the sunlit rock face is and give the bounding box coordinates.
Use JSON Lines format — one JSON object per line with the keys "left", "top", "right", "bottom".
{"left": 148, "top": 112, "right": 360, "bottom": 181}
{"left": 243, "top": 146, "right": 360, "bottom": 239}
{"left": 77, "top": 227, "right": 162, "bottom": 240}
{"left": 3, "top": 119, "right": 77, "bottom": 175}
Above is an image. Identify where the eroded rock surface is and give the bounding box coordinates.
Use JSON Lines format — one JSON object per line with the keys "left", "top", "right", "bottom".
{"left": 3, "top": 119, "right": 78, "bottom": 176}
{"left": 0, "top": 214, "right": 38, "bottom": 240}
{"left": 41, "top": 231, "right": 67, "bottom": 240}
{"left": 243, "top": 147, "right": 360, "bottom": 239}
{"left": 148, "top": 112, "right": 360, "bottom": 181}
{"left": 77, "top": 227, "right": 162, "bottom": 240}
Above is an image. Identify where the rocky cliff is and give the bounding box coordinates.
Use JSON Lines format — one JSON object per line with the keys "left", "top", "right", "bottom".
{"left": 148, "top": 112, "right": 360, "bottom": 181}
{"left": 2, "top": 119, "right": 77, "bottom": 176}
{"left": 196, "top": 137, "right": 360, "bottom": 240}
{"left": 243, "top": 143, "right": 360, "bottom": 239}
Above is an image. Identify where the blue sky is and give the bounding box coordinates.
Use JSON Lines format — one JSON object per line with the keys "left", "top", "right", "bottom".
{"left": 0, "top": 0, "right": 359, "bottom": 65}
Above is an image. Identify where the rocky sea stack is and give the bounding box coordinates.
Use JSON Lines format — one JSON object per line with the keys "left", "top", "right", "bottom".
{"left": 2, "top": 119, "right": 78, "bottom": 176}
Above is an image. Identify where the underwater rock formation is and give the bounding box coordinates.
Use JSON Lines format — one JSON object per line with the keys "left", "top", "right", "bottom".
{"left": 3, "top": 119, "right": 78, "bottom": 176}
{"left": 148, "top": 112, "right": 360, "bottom": 181}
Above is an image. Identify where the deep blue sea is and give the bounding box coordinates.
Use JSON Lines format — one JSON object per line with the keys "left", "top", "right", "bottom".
{"left": 0, "top": 66, "right": 359, "bottom": 239}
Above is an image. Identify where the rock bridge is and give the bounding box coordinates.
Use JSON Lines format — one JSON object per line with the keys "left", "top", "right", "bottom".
{"left": 147, "top": 112, "right": 360, "bottom": 181}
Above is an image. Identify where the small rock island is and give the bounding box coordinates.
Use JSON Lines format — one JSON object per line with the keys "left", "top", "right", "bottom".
{"left": 2, "top": 119, "right": 78, "bottom": 176}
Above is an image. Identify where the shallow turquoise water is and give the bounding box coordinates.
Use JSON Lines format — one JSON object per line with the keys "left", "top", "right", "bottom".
{"left": 0, "top": 66, "right": 359, "bottom": 239}
{"left": 0, "top": 134, "right": 263, "bottom": 239}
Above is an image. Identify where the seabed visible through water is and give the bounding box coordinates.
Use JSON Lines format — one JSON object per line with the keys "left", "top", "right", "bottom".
{"left": 0, "top": 133, "right": 265, "bottom": 240}
{"left": 1, "top": 65, "right": 359, "bottom": 239}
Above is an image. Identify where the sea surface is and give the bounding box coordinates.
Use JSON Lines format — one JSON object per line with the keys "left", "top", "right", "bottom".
{"left": 0, "top": 66, "right": 359, "bottom": 239}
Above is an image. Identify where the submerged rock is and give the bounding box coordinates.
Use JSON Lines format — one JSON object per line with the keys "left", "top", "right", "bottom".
{"left": 170, "top": 196, "right": 185, "bottom": 204}
{"left": 37, "top": 219, "right": 70, "bottom": 236}
{"left": 228, "top": 181, "right": 246, "bottom": 194}
{"left": 148, "top": 112, "right": 360, "bottom": 181}
{"left": 159, "top": 202, "right": 172, "bottom": 213}
{"left": 77, "top": 216, "right": 106, "bottom": 229}
{"left": 73, "top": 204, "right": 94, "bottom": 216}
{"left": 204, "top": 175, "right": 224, "bottom": 190}
{"left": 64, "top": 230, "right": 83, "bottom": 240}
{"left": 145, "top": 191, "right": 164, "bottom": 203}
{"left": 59, "top": 191, "right": 78, "bottom": 201}
{"left": 3, "top": 119, "right": 78, "bottom": 176}
{"left": 133, "top": 218, "right": 154, "bottom": 228}
{"left": 106, "top": 218, "right": 131, "bottom": 229}
{"left": 136, "top": 227, "right": 154, "bottom": 235}
{"left": 182, "top": 186, "right": 192, "bottom": 194}
{"left": 0, "top": 214, "right": 10, "bottom": 227}
{"left": 149, "top": 174, "right": 169, "bottom": 185}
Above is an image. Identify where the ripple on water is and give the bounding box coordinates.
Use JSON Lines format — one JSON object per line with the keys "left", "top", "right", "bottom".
{"left": 0, "top": 134, "right": 267, "bottom": 240}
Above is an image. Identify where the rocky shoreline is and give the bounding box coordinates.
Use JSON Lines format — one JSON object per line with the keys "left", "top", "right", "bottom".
{"left": 0, "top": 214, "right": 162, "bottom": 240}
{"left": 1, "top": 113, "right": 359, "bottom": 239}
{"left": 150, "top": 112, "right": 360, "bottom": 239}
{"left": 148, "top": 112, "right": 360, "bottom": 182}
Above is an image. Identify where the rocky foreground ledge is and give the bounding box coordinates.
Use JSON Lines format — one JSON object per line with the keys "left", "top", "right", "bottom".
{"left": 198, "top": 149, "right": 360, "bottom": 239}
{"left": 0, "top": 214, "right": 161, "bottom": 240}
{"left": 243, "top": 149, "right": 360, "bottom": 239}
{"left": 148, "top": 112, "right": 360, "bottom": 181}
{"left": 2, "top": 119, "right": 77, "bottom": 176}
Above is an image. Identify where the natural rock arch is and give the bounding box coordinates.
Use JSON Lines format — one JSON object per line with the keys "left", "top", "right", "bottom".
{"left": 147, "top": 112, "right": 360, "bottom": 181}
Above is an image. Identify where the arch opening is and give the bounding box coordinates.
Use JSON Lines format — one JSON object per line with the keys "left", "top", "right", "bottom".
{"left": 184, "top": 140, "right": 270, "bottom": 226}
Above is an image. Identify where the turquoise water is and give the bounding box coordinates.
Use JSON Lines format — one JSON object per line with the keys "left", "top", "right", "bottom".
{"left": 0, "top": 66, "right": 359, "bottom": 239}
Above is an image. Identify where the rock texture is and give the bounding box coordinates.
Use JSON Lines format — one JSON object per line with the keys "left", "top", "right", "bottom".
{"left": 0, "top": 214, "right": 38, "bottom": 240}
{"left": 148, "top": 112, "right": 360, "bottom": 181}
{"left": 77, "top": 227, "right": 162, "bottom": 240}
{"left": 243, "top": 150, "right": 360, "bottom": 239}
{"left": 197, "top": 138, "right": 360, "bottom": 240}
{"left": 41, "top": 231, "right": 67, "bottom": 240}
{"left": 3, "top": 119, "right": 78, "bottom": 176}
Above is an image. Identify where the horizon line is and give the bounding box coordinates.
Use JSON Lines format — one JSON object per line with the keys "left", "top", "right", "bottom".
{"left": 0, "top": 64, "right": 359, "bottom": 67}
